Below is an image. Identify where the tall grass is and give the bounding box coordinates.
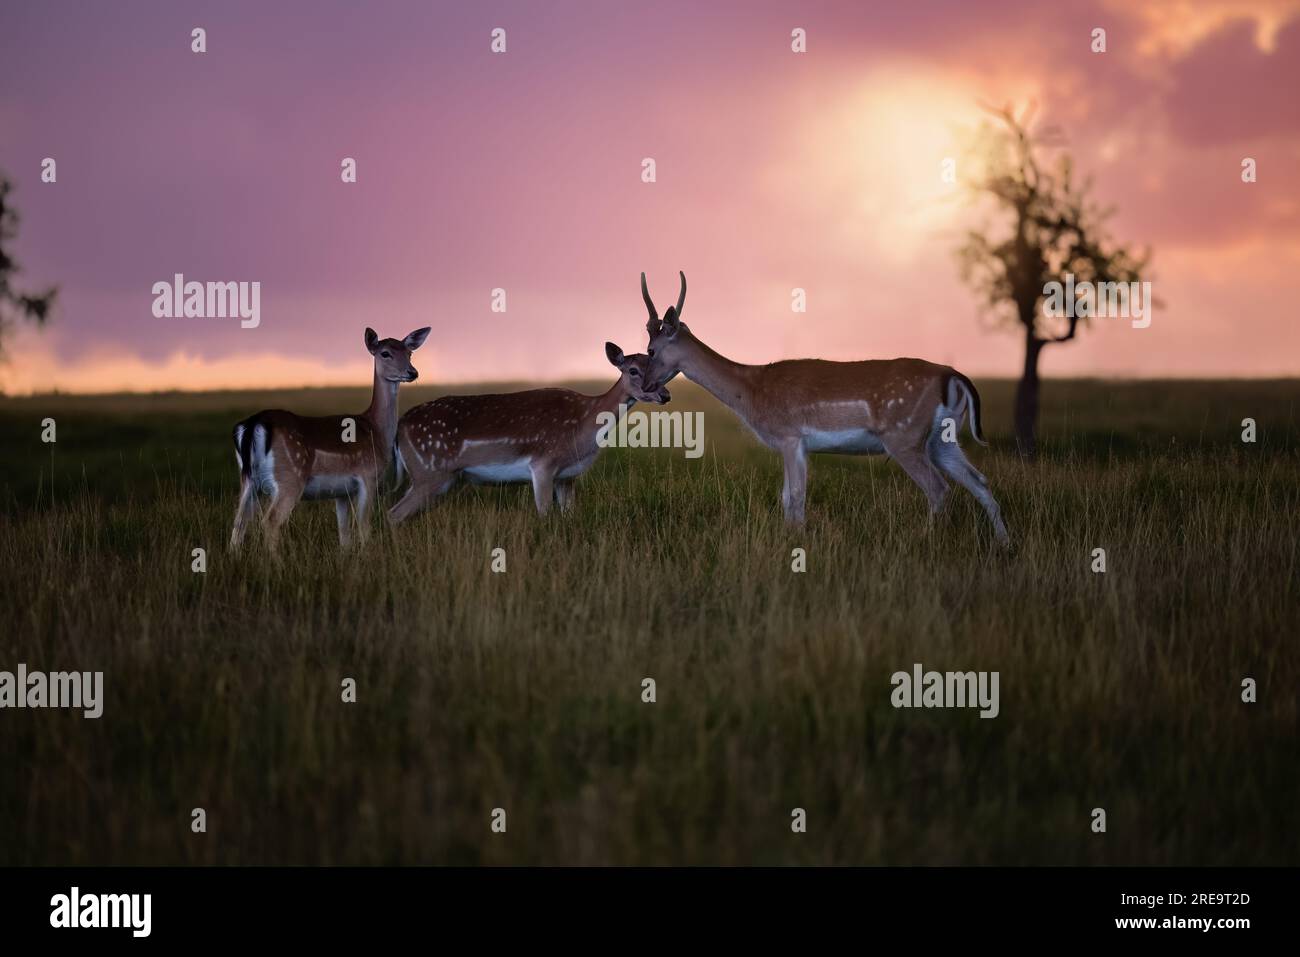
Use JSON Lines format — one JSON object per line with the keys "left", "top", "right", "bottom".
{"left": 0, "top": 379, "right": 1297, "bottom": 864}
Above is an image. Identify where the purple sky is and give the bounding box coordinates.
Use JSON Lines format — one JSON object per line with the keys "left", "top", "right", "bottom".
{"left": 2, "top": 0, "right": 1298, "bottom": 392}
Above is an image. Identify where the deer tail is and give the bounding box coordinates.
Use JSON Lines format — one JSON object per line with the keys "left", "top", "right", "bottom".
{"left": 946, "top": 372, "right": 988, "bottom": 446}
{"left": 233, "top": 415, "right": 272, "bottom": 478}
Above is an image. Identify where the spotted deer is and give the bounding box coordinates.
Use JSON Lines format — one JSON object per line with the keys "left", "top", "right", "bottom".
{"left": 388, "top": 343, "right": 669, "bottom": 523}
{"left": 640, "top": 272, "right": 1009, "bottom": 543}
{"left": 230, "top": 326, "right": 430, "bottom": 551}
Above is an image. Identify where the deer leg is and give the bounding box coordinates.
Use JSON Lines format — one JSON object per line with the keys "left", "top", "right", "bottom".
{"left": 929, "top": 439, "right": 1010, "bottom": 545}
{"left": 555, "top": 480, "right": 576, "bottom": 513}
{"left": 778, "top": 440, "right": 808, "bottom": 526}
{"left": 335, "top": 497, "right": 354, "bottom": 548}
{"left": 887, "top": 444, "right": 949, "bottom": 516}
{"left": 262, "top": 481, "right": 304, "bottom": 555}
{"left": 352, "top": 477, "right": 374, "bottom": 545}
{"left": 388, "top": 471, "right": 455, "bottom": 526}
{"left": 230, "top": 476, "right": 258, "bottom": 551}
{"left": 530, "top": 462, "right": 557, "bottom": 516}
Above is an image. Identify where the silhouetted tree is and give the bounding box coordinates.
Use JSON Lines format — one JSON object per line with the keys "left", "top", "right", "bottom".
{"left": 0, "top": 173, "right": 57, "bottom": 361}
{"left": 956, "top": 104, "right": 1150, "bottom": 458}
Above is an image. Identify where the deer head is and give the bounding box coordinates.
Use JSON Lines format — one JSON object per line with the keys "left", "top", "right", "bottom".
{"left": 605, "top": 341, "right": 669, "bottom": 404}
{"left": 641, "top": 271, "right": 689, "bottom": 388}
{"left": 365, "top": 326, "right": 431, "bottom": 382}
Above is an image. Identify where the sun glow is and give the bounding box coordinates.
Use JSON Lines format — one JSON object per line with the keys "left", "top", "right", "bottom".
{"left": 763, "top": 69, "right": 1013, "bottom": 266}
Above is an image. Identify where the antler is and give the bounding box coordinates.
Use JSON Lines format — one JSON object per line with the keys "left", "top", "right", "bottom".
{"left": 643, "top": 271, "right": 687, "bottom": 333}
{"left": 641, "top": 272, "right": 659, "bottom": 334}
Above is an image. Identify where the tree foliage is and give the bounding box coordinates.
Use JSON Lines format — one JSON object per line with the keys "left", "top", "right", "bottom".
{"left": 0, "top": 174, "right": 57, "bottom": 359}
{"left": 956, "top": 103, "right": 1150, "bottom": 345}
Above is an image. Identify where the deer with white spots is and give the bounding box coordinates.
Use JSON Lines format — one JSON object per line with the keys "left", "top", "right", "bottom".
{"left": 230, "top": 326, "right": 430, "bottom": 552}
{"left": 641, "top": 272, "right": 1009, "bottom": 543}
{"left": 388, "top": 343, "right": 669, "bottom": 523}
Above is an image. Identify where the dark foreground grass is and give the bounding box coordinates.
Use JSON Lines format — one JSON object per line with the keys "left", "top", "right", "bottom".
{"left": 0, "top": 379, "right": 1297, "bottom": 864}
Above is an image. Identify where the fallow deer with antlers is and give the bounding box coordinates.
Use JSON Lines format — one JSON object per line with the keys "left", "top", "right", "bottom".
{"left": 640, "top": 272, "right": 1009, "bottom": 543}
{"left": 388, "top": 343, "right": 668, "bottom": 523}
{"left": 230, "top": 326, "right": 430, "bottom": 552}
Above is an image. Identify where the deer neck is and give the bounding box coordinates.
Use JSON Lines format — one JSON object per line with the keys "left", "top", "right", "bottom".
{"left": 363, "top": 369, "right": 401, "bottom": 449}
{"left": 587, "top": 378, "right": 637, "bottom": 423}
{"left": 676, "top": 332, "right": 754, "bottom": 412}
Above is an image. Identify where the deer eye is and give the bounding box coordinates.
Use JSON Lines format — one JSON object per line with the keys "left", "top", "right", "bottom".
{"left": 630, "top": 368, "right": 640, "bottom": 377}
{"left": 648, "top": 348, "right": 656, "bottom": 357}
{"left": 381, "top": 350, "right": 392, "bottom": 358}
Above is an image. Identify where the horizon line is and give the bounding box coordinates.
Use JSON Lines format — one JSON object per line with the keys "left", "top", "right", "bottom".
{"left": 4, "top": 372, "right": 1300, "bottom": 402}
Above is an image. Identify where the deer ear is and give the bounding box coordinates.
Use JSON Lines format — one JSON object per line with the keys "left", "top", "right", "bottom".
{"left": 605, "top": 341, "right": 626, "bottom": 368}
{"left": 662, "top": 307, "right": 681, "bottom": 337}
{"left": 404, "top": 327, "right": 431, "bottom": 351}
{"left": 364, "top": 328, "right": 380, "bottom": 354}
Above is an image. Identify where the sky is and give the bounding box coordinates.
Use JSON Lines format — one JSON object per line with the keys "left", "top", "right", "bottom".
{"left": 1, "top": 0, "right": 1298, "bottom": 393}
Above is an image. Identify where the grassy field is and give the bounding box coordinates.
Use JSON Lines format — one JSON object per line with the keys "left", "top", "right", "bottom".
{"left": 0, "top": 377, "right": 1297, "bottom": 865}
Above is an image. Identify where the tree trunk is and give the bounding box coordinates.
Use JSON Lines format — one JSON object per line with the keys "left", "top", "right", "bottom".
{"left": 1014, "top": 332, "right": 1044, "bottom": 459}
